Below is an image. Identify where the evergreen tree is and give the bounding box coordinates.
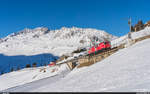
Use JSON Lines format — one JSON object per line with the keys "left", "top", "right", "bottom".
{"left": 26, "top": 64, "right": 31, "bottom": 68}
{"left": 32, "top": 62, "right": 37, "bottom": 67}
{"left": 17, "top": 66, "right": 20, "bottom": 70}
{"left": 11, "top": 67, "right": 14, "bottom": 72}
{"left": 1, "top": 71, "right": 4, "bottom": 75}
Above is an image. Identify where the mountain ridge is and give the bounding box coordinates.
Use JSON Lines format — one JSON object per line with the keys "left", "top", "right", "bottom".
{"left": 0, "top": 26, "right": 117, "bottom": 56}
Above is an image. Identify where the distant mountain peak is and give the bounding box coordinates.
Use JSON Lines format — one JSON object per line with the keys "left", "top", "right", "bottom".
{"left": 0, "top": 26, "right": 117, "bottom": 56}
{"left": 33, "top": 27, "right": 49, "bottom": 32}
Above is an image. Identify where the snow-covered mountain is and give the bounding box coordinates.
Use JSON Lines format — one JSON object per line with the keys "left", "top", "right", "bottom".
{"left": 1, "top": 27, "right": 150, "bottom": 92}
{"left": 0, "top": 27, "right": 117, "bottom": 73}
{"left": 0, "top": 27, "right": 117, "bottom": 56}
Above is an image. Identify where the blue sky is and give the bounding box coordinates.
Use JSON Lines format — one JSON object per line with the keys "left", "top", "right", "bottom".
{"left": 0, "top": 0, "right": 150, "bottom": 38}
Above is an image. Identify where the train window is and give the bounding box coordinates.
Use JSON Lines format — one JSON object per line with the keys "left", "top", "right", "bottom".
{"left": 105, "top": 42, "right": 109, "bottom": 44}
{"left": 95, "top": 44, "right": 98, "bottom": 47}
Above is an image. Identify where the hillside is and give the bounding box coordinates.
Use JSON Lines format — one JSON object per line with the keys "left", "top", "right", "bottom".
{"left": 0, "top": 64, "right": 70, "bottom": 91}
{"left": 2, "top": 34, "right": 150, "bottom": 92}
{"left": 0, "top": 27, "right": 116, "bottom": 56}
{"left": 111, "top": 27, "right": 150, "bottom": 48}
{"left": 0, "top": 27, "right": 116, "bottom": 73}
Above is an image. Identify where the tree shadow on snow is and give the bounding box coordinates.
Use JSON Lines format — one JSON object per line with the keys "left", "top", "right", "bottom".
{"left": 0, "top": 53, "right": 59, "bottom": 74}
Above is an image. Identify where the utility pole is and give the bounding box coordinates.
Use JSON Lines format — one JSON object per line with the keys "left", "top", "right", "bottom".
{"left": 128, "top": 18, "right": 132, "bottom": 39}
{"left": 126, "top": 17, "right": 133, "bottom": 48}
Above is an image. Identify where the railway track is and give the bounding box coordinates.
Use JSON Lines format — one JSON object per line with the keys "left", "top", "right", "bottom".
{"left": 77, "top": 46, "right": 121, "bottom": 68}
{"left": 55, "top": 46, "right": 122, "bottom": 69}
{"left": 56, "top": 34, "right": 150, "bottom": 69}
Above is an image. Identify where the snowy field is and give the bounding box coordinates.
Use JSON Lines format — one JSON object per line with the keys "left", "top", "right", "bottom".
{"left": 2, "top": 38, "right": 150, "bottom": 92}
{"left": 0, "top": 64, "right": 70, "bottom": 91}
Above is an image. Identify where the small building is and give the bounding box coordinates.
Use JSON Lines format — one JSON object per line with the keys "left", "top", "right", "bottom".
{"left": 132, "top": 20, "right": 150, "bottom": 32}
{"left": 144, "top": 21, "right": 150, "bottom": 27}
{"left": 48, "top": 61, "right": 56, "bottom": 67}
{"left": 133, "top": 20, "right": 145, "bottom": 32}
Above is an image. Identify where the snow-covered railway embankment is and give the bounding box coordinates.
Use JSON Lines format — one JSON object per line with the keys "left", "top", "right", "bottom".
{"left": 58, "top": 34, "right": 150, "bottom": 70}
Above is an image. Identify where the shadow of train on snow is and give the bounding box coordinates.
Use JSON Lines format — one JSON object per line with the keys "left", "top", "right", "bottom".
{"left": 0, "top": 53, "right": 59, "bottom": 74}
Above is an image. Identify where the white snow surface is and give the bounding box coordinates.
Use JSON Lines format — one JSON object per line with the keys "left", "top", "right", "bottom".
{"left": 2, "top": 36, "right": 150, "bottom": 92}
{"left": 0, "top": 63, "right": 70, "bottom": 91}
{"left": 111, "top": 27, "right": 150, "bottom": 48}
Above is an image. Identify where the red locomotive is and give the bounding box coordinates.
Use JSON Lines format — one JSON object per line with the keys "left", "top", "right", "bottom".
{"left": 88, "top": 41, "right": 111, "bottom": 55}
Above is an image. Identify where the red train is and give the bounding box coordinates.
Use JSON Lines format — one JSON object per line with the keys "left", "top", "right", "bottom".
{"left": 88, "top": 41, "right": 111, "bottom": 55}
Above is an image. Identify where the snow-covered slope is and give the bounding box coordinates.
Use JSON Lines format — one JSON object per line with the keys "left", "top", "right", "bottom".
{"left": 0, "top": 27, "right": 116, "bottom": 56}
{"left": 111, "top": 27, "right": 150, "bottom": 48}
{"left": 0, "top": 64, "right": 70, "bottom": 91}
{"left": 2, "top": 36, "right": 150, "bottom": 92}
